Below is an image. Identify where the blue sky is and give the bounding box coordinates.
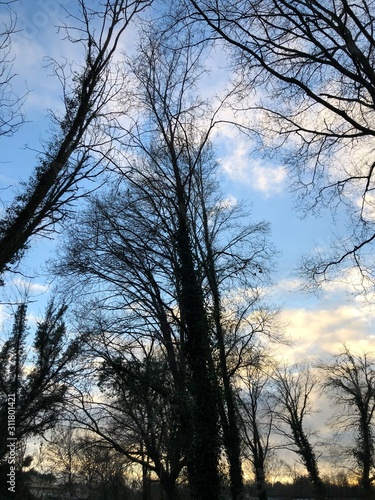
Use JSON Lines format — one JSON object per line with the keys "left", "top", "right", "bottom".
{"left": 1, "top": 0, "right": 374, "bottom": 364}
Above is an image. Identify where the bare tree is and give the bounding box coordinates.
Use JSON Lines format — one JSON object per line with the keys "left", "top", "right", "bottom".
{"left": 55, "top": 178, "right": 195, "bottom": 500}
{"left": 93, "top": 342, "right": 186, "bottom": 500}
{"left": 271, "top": 363, "right": 325, "bottom": 500}
{"left": 75, "top": 435, "right": 130, "bottom": 500}
{"left": 0, "top": 0, "right": 151, "bottom": 280}
{"left": 61, "top": 331, "right": 187, "bottom": 500}
{"left": 0, "top": 0, "right": 25, "bottom": 137}
{"left": 190, "top": 140, "right": 276, "bottom": 499}
{"left": 320, "top": 345, "right": 375, "bottom": 497}
{"left": 56, "top": 25, "right": 223, "bottom": 497}
{"left": 238, "top": 363, "right": 273, "bottom": 500}
{"left": 43, "top": 424, "right": 130, "bottom": 499}
{"left": 122, "top": 28, "right": 276, "bottom": 499}
{"left": 186, "top": 0, "right": 375, "bottom": 294}
{"left": 43, "top": 424, "right": 80, "bottom": 498}
{"left": 53, "top": 20, "right": 277, "bottom": 496}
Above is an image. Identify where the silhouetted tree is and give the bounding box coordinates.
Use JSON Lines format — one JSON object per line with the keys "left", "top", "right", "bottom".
{"left": 56, "top": 36, "right": 276, "bottom": 500}
{"left": 0, "top": 300, "right": 80, "bottom": 461}
{"left": 320, "top": 346, "right": 375, "bottom": 497}
{"left": 0, "top": 0, "right": 151, "bottom": 280}
{"left": 186, "top": 0, "right": 375, "bottom": 295}
{"left": 192, "top": 147, "right": 276, "bottom": 499}
{"left": 0, "top": 0, "right": 25, "bottom": 137}
{"left": 271, "top": 363, "right": 325, "bottom": 500}
{"left": 54, "top": 14, "right": 277, "bottom": 495}
{"left": 43, "top": 424, "right": 130, "bottom": 500}
{"left": 238, "top": 364, "right": 273, "bottom": 500}
{"left": 43, "top": 424, "right": 80, "bottom": 498}
{"left": 98, "top": 346, "right": 185, "bottom": 500}
{"left": 0, "top": 300, "right": 81, "bottom": 499}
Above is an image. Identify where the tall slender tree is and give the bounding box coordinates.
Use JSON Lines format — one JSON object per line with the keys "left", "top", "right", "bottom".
{"left": 55, "top": 21, "right": 275, "bottom": 497}
{"left": 191, "top": 155, "right": 275, "bottom": 499}
{"left": 238, "top": 364, "right": 274, "bottom": 500}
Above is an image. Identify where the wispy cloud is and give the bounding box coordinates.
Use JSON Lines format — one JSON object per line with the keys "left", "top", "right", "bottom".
{"left": 217, "top": 133, "right": 287, "bottom": 196}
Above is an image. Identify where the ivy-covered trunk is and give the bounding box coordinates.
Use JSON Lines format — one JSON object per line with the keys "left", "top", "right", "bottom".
{"left": 296, "top": 431, "right": 325, "bottom": 500}
{"left": 173, "top": 163, "right": 221, "bottom": 499}
{"left": 197, "top": 177, "right": 244, "bottom": 500}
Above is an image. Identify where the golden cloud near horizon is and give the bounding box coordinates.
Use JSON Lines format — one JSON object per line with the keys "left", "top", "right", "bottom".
{"left": 275, "top": 304, "right": 375, "bottom": 364}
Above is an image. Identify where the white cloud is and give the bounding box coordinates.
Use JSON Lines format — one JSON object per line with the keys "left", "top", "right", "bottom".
{"left": 268, "top": 277, "right": 304, "bottom": 306}
{"left": 0, "top": 303, "right": 8, "bottom": 330}
{"left": 217, "top": 194, "right": 238, "bottom": 209}
{"left": 217, "top": 133, "right": 287, "bottom": 196}
{"left": 9, "top": 278, "right": 50, "bottom": 297}
{"left": 249, "top": 160, "right": 287, "bottom": 196}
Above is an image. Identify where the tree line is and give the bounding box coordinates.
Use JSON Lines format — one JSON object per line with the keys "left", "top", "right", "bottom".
{"left": 2, "top": 301, "right": 375, "bottom": 499}
{"left": 1, "top": 0, "right": 375, "bottom": 499}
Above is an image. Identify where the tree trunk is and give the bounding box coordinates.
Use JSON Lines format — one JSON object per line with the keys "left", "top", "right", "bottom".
{"left": 199, "top": 184, "right": 244, "bottom": 499}
{"left": 359, "top": 416, "right": 374, "bottom": 498}
{"left": 298, "top": 433, "right": 325, "bottom": 500}
{"left": 173, "top": 164, "right": 221, "bottom": 499}
{"left": 162, "top": 477, "right": 182, "bottom": 500}
{"left": 254, "top": 462, "right": 268, "bottom": 500}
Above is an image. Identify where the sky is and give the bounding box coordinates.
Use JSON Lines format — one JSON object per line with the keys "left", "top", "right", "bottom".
{"left": 1, "top": 1, "right": 375, "bottom": 370}
{"left": 2, "top": 1, "right": 375, "bottom": 483}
